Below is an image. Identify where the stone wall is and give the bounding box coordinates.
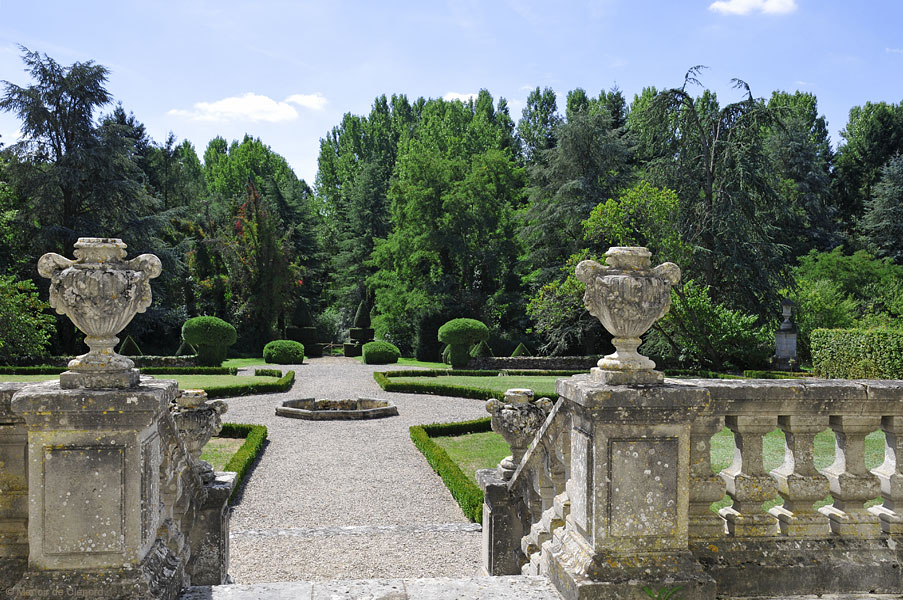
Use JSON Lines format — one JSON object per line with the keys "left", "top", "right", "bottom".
{"left": 467, "top": 356, "right": 600, "bottom": 371}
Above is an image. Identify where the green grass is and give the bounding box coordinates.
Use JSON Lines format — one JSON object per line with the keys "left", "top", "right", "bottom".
{"left": 359, "top": 357, "right": 449, "bottom": 369}
{"left": 0, "top": 373, "right": 278, "bottom": 391}
{"left": 389, "top": 374, "right": 560, "bottom": 397}
{"left": 0, "top": 374, "right": 58, "bottom": 382}
{"left": 432, "top": 431, "right": 511, "bottom": 485}
{"left": 223, "top": 357, "right": 267, "bottom": 368}
{"left": 200, "top": 437, "right": 245, "bottom": 471}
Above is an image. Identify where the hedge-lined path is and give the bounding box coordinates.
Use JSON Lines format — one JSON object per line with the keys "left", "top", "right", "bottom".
{"left": 223, "top": 356, "right": 489, "bottom": 584}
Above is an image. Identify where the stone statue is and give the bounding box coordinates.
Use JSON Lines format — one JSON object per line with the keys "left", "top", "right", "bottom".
{"left": 486, "top": 389, "right": 553, "bottom": 479}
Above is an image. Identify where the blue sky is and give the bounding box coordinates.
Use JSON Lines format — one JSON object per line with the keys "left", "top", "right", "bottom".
{"left": 0, "top": 0, "right": 901, "bottom": 183}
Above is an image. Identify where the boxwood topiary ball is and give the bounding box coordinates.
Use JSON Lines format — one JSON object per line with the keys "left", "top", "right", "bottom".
{"left": 263, "top": 339, "right": 305, "bottom": 364}
{"left": 362, "top": 341, "right": 401, "bottom": 364}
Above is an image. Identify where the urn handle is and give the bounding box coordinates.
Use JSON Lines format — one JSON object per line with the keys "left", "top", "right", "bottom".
{"left": 37, "top": 252, "right": 73, "bottom": 279}
{"left": 653, "top": 262, "right": 681, "bottom": 286}
{"left": 575, "top": 259, "right": 607, "bottom": 285}
{"left": 127, "top": 253, "right": 163, "bottom": 279}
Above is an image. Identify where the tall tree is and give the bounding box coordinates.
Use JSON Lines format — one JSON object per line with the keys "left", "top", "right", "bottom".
{"left": 517, "top": 87, "right": 561, "bottom": 166}
{"left": 861, "top": 154, "right": 903, "bottom": 264}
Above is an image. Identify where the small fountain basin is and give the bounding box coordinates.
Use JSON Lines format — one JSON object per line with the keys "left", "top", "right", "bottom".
{"left": 276, "top": 397, "right": 398, "bottom": 420}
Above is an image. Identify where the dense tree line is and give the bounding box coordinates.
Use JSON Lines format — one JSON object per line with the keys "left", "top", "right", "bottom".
{"left": 1, "top": 51, "right": 902, "bottom": 368}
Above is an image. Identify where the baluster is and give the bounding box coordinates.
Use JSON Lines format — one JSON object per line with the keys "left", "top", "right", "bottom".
{"left": 689, "top": 415, "right": 726, "bottom": 539}
{"left": 870, "top": 415, "right": 903, "bottom": 533}
{"left": 819, "top": 415, "right": 881, "bottom": 537}
{"left": 769, "top": 415, "right": 830, "bottom": 537}
{"left": 718, "top": 415, "right": 779, "bottom": 536}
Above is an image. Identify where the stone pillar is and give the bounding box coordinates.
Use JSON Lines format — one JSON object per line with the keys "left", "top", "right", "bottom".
{"left": 546, "top": 376, "right": 716, "bottom": 600}
{"left": 688, "top": 416, "right": 726, "bottom": 539}
{"left": 477, "top": 469, "right": 523, "bottom": 575}
{"left": 189, "top": 472, "right": 236, "bottom": 585}
{"left": 769, "top": 415, "right": 830, "bottom": 537}
{"left": 0, "top": 384, "right": 28, "bottom": 590}
{"left": 718, "top": 415, "right": 779, "bottom": 537}
{"left": 10, "top": 379, "right": 184, "bottom": 599}
{"left": 870, "top": 415, "right": 903, "bottom": 533}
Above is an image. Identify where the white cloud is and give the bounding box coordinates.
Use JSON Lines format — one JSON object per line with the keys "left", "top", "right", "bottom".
{"left": 795, "top": 80, "right": 812, "bottom": 87}
{"left": 169, "top": 91, "right": 328, "bottom": 122}
{"left": 286, "top": 93, "right": 328, "bottom": 111}
{"left": 443, "top": 92, "right": 479, "bottom": 103}
{"left": 168, "top": 93, "right": 298, "bottom": 122}
{"left": 887, "top": 48, "right": 903, "bottom": 54}
{"left": 709, "top": 0, "right": 797, "bottom": 15}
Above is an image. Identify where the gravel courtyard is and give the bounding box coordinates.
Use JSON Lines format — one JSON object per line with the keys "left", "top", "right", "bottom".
{"left": 223, "top": 357, "right": 489, "bottom": 583}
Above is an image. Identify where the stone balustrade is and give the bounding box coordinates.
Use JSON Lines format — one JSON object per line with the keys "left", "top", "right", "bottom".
{"left": 482, "top": 376, "right": 903, "bottom": 599}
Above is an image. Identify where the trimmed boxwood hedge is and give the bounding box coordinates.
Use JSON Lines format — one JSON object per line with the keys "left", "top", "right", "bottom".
{"left": 253, "top": 368, "right": 283, "bottom": 378}
{"left": 0, "top": 366, "right": 66, "bottom": 374}
{"left": 204, "top": 370, "right": 295, "bottom": 398}
{"left": 217, "top": 422, "right": 268, "bottom": 502}
{"left": 811, "top": 328, "right": 903, "bottom": 379}
{"left": 409, "top": 416, "right": 492, "bottom": 523}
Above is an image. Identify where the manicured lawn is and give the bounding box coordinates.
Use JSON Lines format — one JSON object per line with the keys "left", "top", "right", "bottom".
{"left": 433, "top": 431, "right": 511, "bottom": 485}
{"left": 0, "top": 373, "right": 279, "bottom": 391}
{"left": 223, "top": 357, "right": 267, "bottom": 368}
{"left": 200, "top": 437, "right": 245, "bottom": 471}
{"left": 395, "top": 358, "right": 449, "bottom": 369}
{"left": 389, "top": 374, "right": 560, "bottom": 398}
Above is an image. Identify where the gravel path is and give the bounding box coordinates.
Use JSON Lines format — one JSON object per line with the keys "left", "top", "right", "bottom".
{"left": 223, "top": 357, "right": 490, "bottom": 583}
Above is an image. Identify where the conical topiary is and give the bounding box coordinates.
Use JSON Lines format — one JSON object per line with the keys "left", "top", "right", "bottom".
{"left": 353, "top": 300, "right": 371, "bottom": 328}
{"left": 511, "top": 342, "right": 532, "bottom": 357}
{"left": 441, "top": 344, "right": 451, "bottom": 365}
{"left": 292, "top": 299, "right": 314, "bottom": 328}
{"left": 119, "top": 335, "right": 143, "bottom": 356}
{"left": 175, "top": 340, "right": 197, "bottom": 356}
{"left": 469, "top": 339, "right": 493, "bottom": 358}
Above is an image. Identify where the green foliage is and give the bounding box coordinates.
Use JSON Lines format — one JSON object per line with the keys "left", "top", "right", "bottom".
{"left": 409, "top": 424, "right": 484, "bottom": 522}
{"left": 789, "top": 248, "right": 903, "bottom": 359}
{"left": 469, "top": 340, "right": 493, "bottom": 358}
{"left": 118, "top": 335, "right": 142, "bottom": 356}
{"left": 175, "top": 340, "right": 196, "bottom": 357}
{"left": 182, "top": 316, "right": 237, "bottom": 366}
{"left": 643, "top": 280, "right": 772, "bottom": 371}
{"left": 642, "top": 585, "right": 683, "bottom": 600}
{"left": 218, "top": 423, "right": 268, "bottom": 502}
{"left": 362, "top": 341, "right": 400, "bottom": 364}
{"left": 262, "top": 340, "right": 305, "bottom": 364}
{"left": 861, "top": 154, "right": 903, "bottom": 263}
{"left": 511, "top": 342, "right": 531, "bottom": 357}
{"left": 203, "top": 369, "right": 295, "bottom": 398}
{"left": 0, "top": 276, "right": 54, "bottom": 361}
{"left": 811, "top": 328, "right": 903, "bottom": 379}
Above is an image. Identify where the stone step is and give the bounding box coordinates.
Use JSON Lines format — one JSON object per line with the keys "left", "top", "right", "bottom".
{"left": 181, "top": 575, "right": 563, "bottom": 599}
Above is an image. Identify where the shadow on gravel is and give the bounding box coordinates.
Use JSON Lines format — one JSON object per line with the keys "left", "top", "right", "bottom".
{"left": 228, "top": 438, "right": 271, "bottom": 507}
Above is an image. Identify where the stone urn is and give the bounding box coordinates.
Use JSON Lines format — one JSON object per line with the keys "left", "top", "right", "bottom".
{"left": 37, "top": 237, "right": 162, "bottom": 389}
{"left": 486, "top": 389, "right": 553, "bottom": 479}
{"left": 172, "top": 389, "right": 228, "bottom": 484}
{"left": 575, "top": 247, "right": 680, "bottom": 385}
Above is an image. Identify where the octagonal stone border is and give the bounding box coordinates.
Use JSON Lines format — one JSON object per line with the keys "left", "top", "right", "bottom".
{"left": 275, "top": 397, "right": 398, "bottom": 420}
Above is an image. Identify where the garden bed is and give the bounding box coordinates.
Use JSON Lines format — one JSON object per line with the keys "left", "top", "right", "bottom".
{"left": 201, "top": 422, "right": 269, "bottom": 502}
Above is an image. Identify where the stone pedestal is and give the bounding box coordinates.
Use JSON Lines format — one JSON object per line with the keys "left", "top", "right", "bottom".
{"left": 546, "top": 375, "right": 716, "bottom": 600}
{"left": 9, "top": 378, "right": 184, "bottom": 600}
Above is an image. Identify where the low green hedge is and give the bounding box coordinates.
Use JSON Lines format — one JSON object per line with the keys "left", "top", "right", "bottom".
{"left": 410, "top": 418, "right": 491, "bottom": 523}
{"left": 141, "top": 366, "right": 237, "bottom": 375}
{"left": 811, "top": 328, "right": 903, "bottom": 379}
{"left": 218, "top": 422, "right": 268, "bottom": 502}
{"left": 263, "top": 340, "right": 305, "bottom": 364}
{"left": 253, "top": 368, "right": 283, "bottom": 377}
{"left": 373, "top": 369, "right": 580, "bottom": 402}
{"left": 0, "top": 366, "right": 65, "bottom": 374}
{"left": 741, "top": 369, "right": 812, "bottom": 379}
{"left": 204, "top": 370, "right": 295, "bottom": 398}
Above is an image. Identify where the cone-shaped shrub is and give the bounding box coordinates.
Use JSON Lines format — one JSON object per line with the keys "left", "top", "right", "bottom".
{"left": 182, "top": 316, "right": 237, "bottom": 367}
{"left": 263, "top": 340, "right": 305, "bottom": 364}
{"left": 438, "top": 318, "right": 489, "bottom": 369}
{"left": 175, "top": 340, "right": 197, "bottom": 356}
{"left": 362, "top": 341, "right": 401, "bottom": 364}
{"left": 511, "top": 342, "right": 531, "bottom": 357}
{"left": 353, "top": 300, "right": 371, "bottom": 328}
{"left": 442, "top": 344, "right": 451, "bottom": 365}
{"left": 118, "top": 335, "right": 143, "bottom": 356}
{"left": 469, "top": 340, "right": 493, "bottom": 358}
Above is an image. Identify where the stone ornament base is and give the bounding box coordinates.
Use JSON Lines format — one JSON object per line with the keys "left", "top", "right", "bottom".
{"left": 60, "top": 367, "right": 140, "bottom": 390}
{"left": 276, "top": 398, "right": 398, "bottom": 420}
{"left": 590, "top": 367, "right": 663, "bottom": 386}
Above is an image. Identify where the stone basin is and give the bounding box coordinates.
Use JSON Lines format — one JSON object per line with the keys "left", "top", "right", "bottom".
{"left": 275, "top": 397, "right": 398, "bottom": 420}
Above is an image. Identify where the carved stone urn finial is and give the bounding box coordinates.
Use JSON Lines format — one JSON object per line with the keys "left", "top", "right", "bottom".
{"left": 172, "top": 389, "right": 228, "bottom": 484}
{"left": 576, "top": 246, "right": 680, "bottom": 385}
{"left": 486, "top": 389, "right": 553, "bottom": 479}
{"left": 37, "top": 237, "right": 162, "bottom": 389}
